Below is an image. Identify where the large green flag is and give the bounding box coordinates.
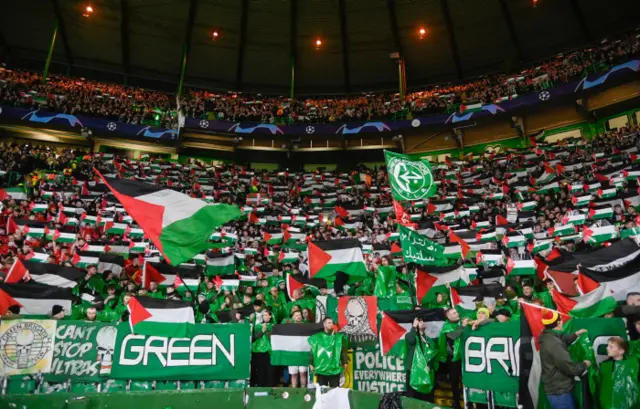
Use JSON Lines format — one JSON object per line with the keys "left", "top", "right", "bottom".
{"left": 410, "top": 339, "right": 438, "bottom": 394}
{"left": 111, "top": 322, "right": 251, "bottom": 381}
{"left": 385, "top": 150, "right": 437, "bottom": 201}
{"left": 398, "top": 225, "right": 448, "bottom": 266}
{"left": 47, "top": 321, "right": 118, "bottom": 382}
{"left": 374, "top": 265, "right": 397, "bottom": 298}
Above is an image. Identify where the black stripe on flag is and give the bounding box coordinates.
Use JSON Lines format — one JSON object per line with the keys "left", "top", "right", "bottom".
{"left": 452, "top": 282, "right": 505, "bottom": 298}
{"left": 22, "top": 260, "right": 85, "bottom": 282}
{"left": 149, "top": 262, "right": 203, "bottom": 279}
{"left": 573, "top": 238, "right": 639, "bottom": 268}
{"left": 312, "top": 239, "right": 362, "bottom": 251}
{"left": 271, "top": 323, "right": 324, "bottom": 337}
{"left": 579, "top": 251, "right": 640, "bottom": 282}
{"left": 135, "top": 295, "right": 192, "bottom": 309}
{"left": 0, "top": 282, "right": 75, "bottom": 301}
{"left": 383, "top": 308, "right": 446, "bottom": 324}
{"left": 103, "top": 177, "right": 164, "bottom": 198}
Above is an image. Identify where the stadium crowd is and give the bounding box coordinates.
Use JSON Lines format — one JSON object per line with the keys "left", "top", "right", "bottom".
{"left": 1, "top": 122, "right": 640, "bottom": 406}
{"left": 0, "top": 31, "right": 637, "bottom": 126}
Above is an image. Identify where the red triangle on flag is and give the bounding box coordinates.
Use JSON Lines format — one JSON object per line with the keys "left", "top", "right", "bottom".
{"left": 0, "top": 288, "right": 23, "bottom": 315}
{"left": 449, "top": 286, "right": 461, "bottom": 307}
{"left": 5, "top": 259, "right": 28, "bottom": 283}
{"left": 127, "top": 297, "right": 153, "bottom": 329}
{"left": 308, "top": 241, "right": 332, "bottom": 277}
{"left": 506, "top": 257, "right": 515, "bottom": 274}
{"left": 143, "top": 262, "right": 167, "bottom": 289}
{"left": 551, "top": 290, "right": 577, "bottom": 320}
{"left": 577, "top": 273, "right": 600, "bottom": 294}
{"left": 214, "top": 275, "right": 224, "bottom": 290}
{"left": 379, "top": 312, "right": 410, "bottom": 356}
{"left": 286, "top": 274, "right": 304, "bottom": 300}
{"left": 263, "top": 232, "right": 272, "bottom": 243}
{"left": 415, "top": 268, "right": 438, "bottom": 304}
{"left": 174, "top": 275, "right": 185, "bottom": 288}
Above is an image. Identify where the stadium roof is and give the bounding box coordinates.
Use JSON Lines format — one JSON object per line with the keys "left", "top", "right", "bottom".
{"left": 1, "top": 0, "right": 639, "bottom": 95}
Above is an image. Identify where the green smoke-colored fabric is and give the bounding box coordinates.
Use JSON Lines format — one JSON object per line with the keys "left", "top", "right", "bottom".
{"left": 308, "top": 331, "right": 346, "bottom": 376}
{"left": 410, "top": 338, "right": 438, "bottom": 394}
{"left": 251, "top": 322, "right": 273, "bottom": 353}
{"left": 438, "top": 320, "right": 462, "bottom": 363}
{"left": 568, "top": 332, "right": 598, "bottom": 408}
{"left": 598, "top": 358, "right": 640, "bottom": 409}
{"left": 374, "top": 265, "right": 397, "bottom": 298}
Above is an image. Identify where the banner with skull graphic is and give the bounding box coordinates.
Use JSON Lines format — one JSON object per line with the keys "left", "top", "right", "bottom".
{"left": 0, "top": 319, "right": 56, "bottom": 376}
{"left": 45, "top": 321, "right": 118, "bottom": 382}
{"left": 338, "top": 296, "right": 378, "bottom": 347}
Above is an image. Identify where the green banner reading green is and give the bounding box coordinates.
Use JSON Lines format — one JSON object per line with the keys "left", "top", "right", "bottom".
{"left": 111, "top": 323, "right": 251, "bottom": 381}
{"left": 47, "top": 321, "right": 118, "bottom": 382}
{"left": 398, "top": 225, "right": 447, "bottom": 266}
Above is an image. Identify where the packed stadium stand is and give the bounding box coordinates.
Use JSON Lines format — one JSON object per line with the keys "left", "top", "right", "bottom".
{"left": 1, "top": 1, "right": 640, "bottom": 409}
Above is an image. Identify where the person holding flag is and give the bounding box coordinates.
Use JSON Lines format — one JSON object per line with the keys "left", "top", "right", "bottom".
{"left": 405, "top": 315, "right": 438, "bottom": 401}
{"left": 308, "top": 317, "right": 348, "bottom": 388}
{"left": 251, "top": 308, "right": 277, "bottom": 387}
{"left": 539, "top": 309, "right": 590, "bottom": 409}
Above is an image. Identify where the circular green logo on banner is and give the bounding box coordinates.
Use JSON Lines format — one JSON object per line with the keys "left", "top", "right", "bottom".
{"left": 388, "top": 157, "right": 433, "bottom": 200}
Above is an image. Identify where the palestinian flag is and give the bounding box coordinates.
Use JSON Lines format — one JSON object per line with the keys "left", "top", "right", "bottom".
{"left": 6, "top": 259, "right": 84, "bottom": 288}
{"left": 213, "top": 274, "right": 241, "bottom": 291}
{"left": 264, "top": 231, "right": 283, "bottom": 245}
{"left": 46, "top": 230, "right": 76, "bottom": 243}
{"left": 415, "top": 265, "right": 474, "bottom": 305}
{"left": 379, "top": 309, "right": 446, "bottom": 356}
{"left": 536, "top": 181, "right": 560, "bottom": 194}
{"left": 528, "top": 129, "right": 546, "bottom": 146}
{"left": 24, "top": 251, "right": 49, "bottom": 263}
{"left": 502, "top": 232, "right": 527, "bottom": 248}
{"left": 96, "top": 171, "right": 242, "bottom": 266}
{"left": 578, "top": 256, "right": 640, "bottom": 301}
{"left": 517, "top": 201, "right": 537, "bottom": 211}
{"left": 71, "top": 251, "right": 100, "bottom": 268}
{"left": 620, "top": 227, "right": 640, "bottom": 239}
{"left": 0, "top": 187, "right": 28, "bottom": 201}
{"left": 597, "top": 188, "right": 617, "bottom": 199}
{"left": 450, "top": 283, "right": 504, "bottom": 311}
{"left": 0, "top": 282, "right": 74, "bottom": 315}
{"left": 7, "top": 218, "right": 46, "bottom": 236}
{"left": 29, "top": 203, "right": 48, "bottom": 213}
{"left": 506, "top": 258, "right": 536, "bottom": 276}
{"left": 588, "top": 205, "right": 613, "bottom": 220}
{"left": 141, "top": 262, "right": 202, "bottom": 290}
{"left": 519, "top": 301, "right": 551, "bottom": 409}
{"left": 562, "top": 213, "right": 586, "bottom": 226}
{"left": 527, "top": 239, "right": 553, "bottom": 255}
{"left": 571, "top": 194, "right": 592, "bottom": 207}
{"left": 270, "top": 323, "right": 324, "bottom": 366}
{"left": 307, "top": 239, "right": 367, "bottom": 280}
{"left": 552, "top": 287, "right": 617, "bottom": 318}
{"left": 582, "top": 224, "right": 617, "bottom": 244}
{"left": 205, "top": 252, "right": 235, "bottom": 276}
{"left": 127, "top": 296, "right": 195, "bottom": 337}
{"left": 548, "top": 224, "right": 577, "bottom": 237}
{"left": 286, "top": 274, "right": 326, "bottom": 300}
{"left": 279, "top": 251, "right": 298, "bottom": 264}
{"left": 460, "top": 102, "right": 483, "bottom": 114}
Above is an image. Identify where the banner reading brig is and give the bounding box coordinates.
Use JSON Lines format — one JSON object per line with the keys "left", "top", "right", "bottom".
{"left": 111, "top": 323, "right": 251, "bottom": 381}
{"left": 461, "top": 318, "right": 628, "bottom": 395}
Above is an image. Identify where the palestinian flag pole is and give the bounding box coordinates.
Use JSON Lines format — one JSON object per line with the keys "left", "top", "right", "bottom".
{"left": 95, "top": 169, "right": 242, "bottom": 266}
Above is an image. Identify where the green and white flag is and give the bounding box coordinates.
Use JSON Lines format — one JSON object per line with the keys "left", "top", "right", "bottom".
{"left": 583, "top": 225, "right": 618, "bottom": 244}
{"left": 0, "top": 187, "right": 28, "bottom": 201}
{"left": 506, "top": 258, "right": 536, "bottom": 276}
{"left": 398, "top": 225, "right": 447, "bottom": 266}
{"left": 385, "top": 151, "right": 437, "bottom": 201}
{"left": 205, "top": 253, "right": 235, "bottom": 276}
{"left": 270, "top": 323, "right": 323, "bottom": 366}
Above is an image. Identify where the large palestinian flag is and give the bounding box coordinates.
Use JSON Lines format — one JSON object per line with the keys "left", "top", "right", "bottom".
{"left": 127, "top": 296, "right": 195, "bottom": 337}
{"left": 307, "top": 239, "right": 367, "bottom": 280}
{"left": 552, "top": 287, "right": 617, "bottom": 318}
{"left": 6, "top": 259, "right": 84, "bottom": 288}
{"left": 0, "top": 282, "right": 75, "bottom": 315}
{"left": 285, "top": 274, "right": 326, "bottom": 300}
{"left": 577, "top": 254, "right": 640, "bottom": 301}
{"left": 379, "top": 309, "right": 446, "bottom": 356}
{"left": 270, "top": 323, "right": 324, "bottom": 366}
{"left": 415, "top": 265, "right": 475, "bottom": 305}
{"left": 96, "top": 171, "right": 242, "bottom": 265}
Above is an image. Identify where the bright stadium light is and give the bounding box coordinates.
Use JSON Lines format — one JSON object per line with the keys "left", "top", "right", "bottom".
{"left": 83, "top": 4, "right": 94, "bottom": 17}
{"left": 419, "top": 27, "right": 426, "bottom": 39}
{"left": 212, "top": 30, "right": 219, "bottom": 39}
{"left": 315, "top": 38, "right": 322, "bottom": 50}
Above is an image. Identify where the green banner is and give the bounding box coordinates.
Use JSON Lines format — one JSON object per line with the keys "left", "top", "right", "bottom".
{"left": 351, "top": 348, "right": 406, "bottom": 393}
{"left": 462, "top": 318, "right": 628, "bottom": 396}
{"left": 398, "top": 225, "right": 447, "bottom": 266}
{"left": 47, "top": 321, "right": 118, "bottom": 382}
{"left": 111, "top": 323, "right": 251, "bottom": 381}
{"left": 462, "top": 321, "right": 520, "bottom": 394}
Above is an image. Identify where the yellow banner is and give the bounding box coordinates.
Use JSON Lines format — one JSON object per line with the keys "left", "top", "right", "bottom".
{"left": 0, "top": 319, "right": 56, "bottom": 376}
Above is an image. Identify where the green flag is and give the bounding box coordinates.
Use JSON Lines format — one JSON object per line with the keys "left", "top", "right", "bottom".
{"left": 374, "top": 265, "right": 397, "bottom": 298}
{"left": 410, "top": 339, "right": 437, "bottom": 394}
{"left": 385, "top": 150, "right": 437, "bottom": 201}
{"left": 398, "top": 225, "right": 448, "bottom": 266}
